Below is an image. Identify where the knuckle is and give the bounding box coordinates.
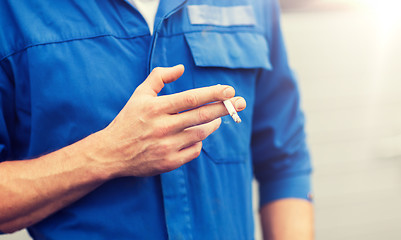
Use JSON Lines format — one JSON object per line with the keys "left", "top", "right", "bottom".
{"left": 184, "top": 94, "right": 199, "bottom": 108}
{"left": 152, "top": 67, "right": 162, "bottom": 75}
{"left": 156, "top": 161, "right": 170, "bottom": 173}
{"left": 149, "top": 67, "right": 164, "bottom": 82}
{"left": 157, "top": 142, "right": 173, "bottom": 155}
{"left": 195, "top": 128, "right": 208, "bottom": 140}
{"left": 153, "top": 123, "right": 172, "bottom": 137}
{"left": 149, "top": 141, "right": 170, "bottom": 157}
{"left": 146, "top": 104, "right": 161, "bottom": 116}
{"left": 160, "top": 100, "right": 174, "bottom": 112}
{"left": 197, "top": 108, "right": 211, "bottom": 122}
{"left": 214, "top": 87, "right": 223, "bottom": 99}
{"left": 160, "top": 157, "right": 178, "bottom": 172}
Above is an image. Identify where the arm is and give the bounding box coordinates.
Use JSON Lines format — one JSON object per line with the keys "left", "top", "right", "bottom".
{"left": 0, "top": 65, "right": 246, "bottom": 233}
{"left": 260, "top": 199, "right": 314, "bottom": 240}
{"left": 252, "top": 0, "right": 314, "bottom": 238}
{"left": 0, "top": 131, "right": 109, "bottom": 233}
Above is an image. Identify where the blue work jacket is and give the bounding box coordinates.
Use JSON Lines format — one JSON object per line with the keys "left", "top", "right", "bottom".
{"left": 0, "top": 0, "right": 312, "bottom": 239}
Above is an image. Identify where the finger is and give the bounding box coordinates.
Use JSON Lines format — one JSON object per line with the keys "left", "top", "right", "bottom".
{"left": 173, "top": 141, "right": 203, "bottom": 166}
{"left": 157, "top": 84, "right": 236, "bottom": 114}
{"left": 174, "top": 118, "right": 222, "bottom": 150}
{"left": 137, "top": 65, "right": 185, "bottom": 96}
{"left": 171, "top": 97, "right": 246, "bottom": 131}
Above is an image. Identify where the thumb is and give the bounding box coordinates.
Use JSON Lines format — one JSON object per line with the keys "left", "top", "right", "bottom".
{"left": 137, "top": 65, "right": 185, "bottom": 96}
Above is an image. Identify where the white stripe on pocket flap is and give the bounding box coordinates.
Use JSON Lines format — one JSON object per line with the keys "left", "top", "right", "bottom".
{"left": 187, "top": 5, "right": 256, "bottom": 26}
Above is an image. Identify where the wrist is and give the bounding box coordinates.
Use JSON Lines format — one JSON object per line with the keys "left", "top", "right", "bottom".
{"left": 75, "top": 130, "right": 121, "bottom": 181}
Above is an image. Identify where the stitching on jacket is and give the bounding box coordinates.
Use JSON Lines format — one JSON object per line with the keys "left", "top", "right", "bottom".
{"left": 0, "top": 33, "right": 149, "bottom": 63}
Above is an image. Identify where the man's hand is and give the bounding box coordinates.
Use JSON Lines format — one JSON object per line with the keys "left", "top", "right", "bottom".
{"left": 97, "top": 65, "right": 246, "bottom": 177}
{"left": 0, "top": 64, "right": 246, "bottom": 233}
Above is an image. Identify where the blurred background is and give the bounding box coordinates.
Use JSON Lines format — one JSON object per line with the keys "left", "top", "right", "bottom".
{"left": 255, "top": 0, "right": 401, "bottom": 239}
{"left": 2, "top": 0, "right": 401, "bottom": 239}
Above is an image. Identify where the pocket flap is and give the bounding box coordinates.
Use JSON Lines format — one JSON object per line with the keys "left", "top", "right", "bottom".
{"left": 185, "top": 31, "right": 272, "bottom": 70}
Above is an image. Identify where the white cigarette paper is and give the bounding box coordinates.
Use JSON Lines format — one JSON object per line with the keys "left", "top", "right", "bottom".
{"left": 223, "top": 100, "right": 241, "bottom": 123}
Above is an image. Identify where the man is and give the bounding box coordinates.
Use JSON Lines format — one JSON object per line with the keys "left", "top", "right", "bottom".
{"left": 0, "top": 0, "right": 313, "bottom": 239}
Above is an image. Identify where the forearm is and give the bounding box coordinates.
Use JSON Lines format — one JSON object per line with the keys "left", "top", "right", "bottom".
{"left": 0, "top": 66, "right": 245, "bottom": 233}
{"left": 260, "top": 198, "right": 314, "bottom": 240}
{"left": 0, "top": 131, "right": 111, "bottom": 233}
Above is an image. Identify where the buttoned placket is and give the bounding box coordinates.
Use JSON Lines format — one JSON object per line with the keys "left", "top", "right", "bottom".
{"left": 148, "top": 1, "right": 193, "bottom": 240}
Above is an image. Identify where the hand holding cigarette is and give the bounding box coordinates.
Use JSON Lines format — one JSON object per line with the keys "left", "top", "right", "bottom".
{"left": 217, "top": 84, "right": 242, "bottom": 123}
{"left": 102, "top": 65, "right": 246, "bottom": 177}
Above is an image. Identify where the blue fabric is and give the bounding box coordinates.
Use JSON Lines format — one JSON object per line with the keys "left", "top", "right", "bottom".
{"left": 0, "top": 0, "right": 312, "bottom": 239}
{"left": 185, "top": 31, "right": 272, "bottom": 69}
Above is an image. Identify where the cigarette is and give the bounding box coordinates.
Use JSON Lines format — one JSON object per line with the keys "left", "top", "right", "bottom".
{"left": 223, "top": 100, "right": 241, "bottom": 123}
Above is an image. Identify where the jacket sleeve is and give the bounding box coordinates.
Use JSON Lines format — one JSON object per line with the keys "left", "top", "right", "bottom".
{"left": 0, "top": 61, "right": 14, "bottom": 163}
{"left": 252, "top": 0, "right": 312, "bottom": 208}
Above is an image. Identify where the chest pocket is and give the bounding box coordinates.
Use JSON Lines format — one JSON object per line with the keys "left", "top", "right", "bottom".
{"left": 184, "top": 30, "right": 272, "bottom": 163}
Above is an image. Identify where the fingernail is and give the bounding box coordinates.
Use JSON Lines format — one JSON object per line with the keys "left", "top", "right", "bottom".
{"left": 235, "top": 98, "right": 246, "bottom": 111}
{"left": 223, "top": 87, "right": 235, "bottom": 98}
